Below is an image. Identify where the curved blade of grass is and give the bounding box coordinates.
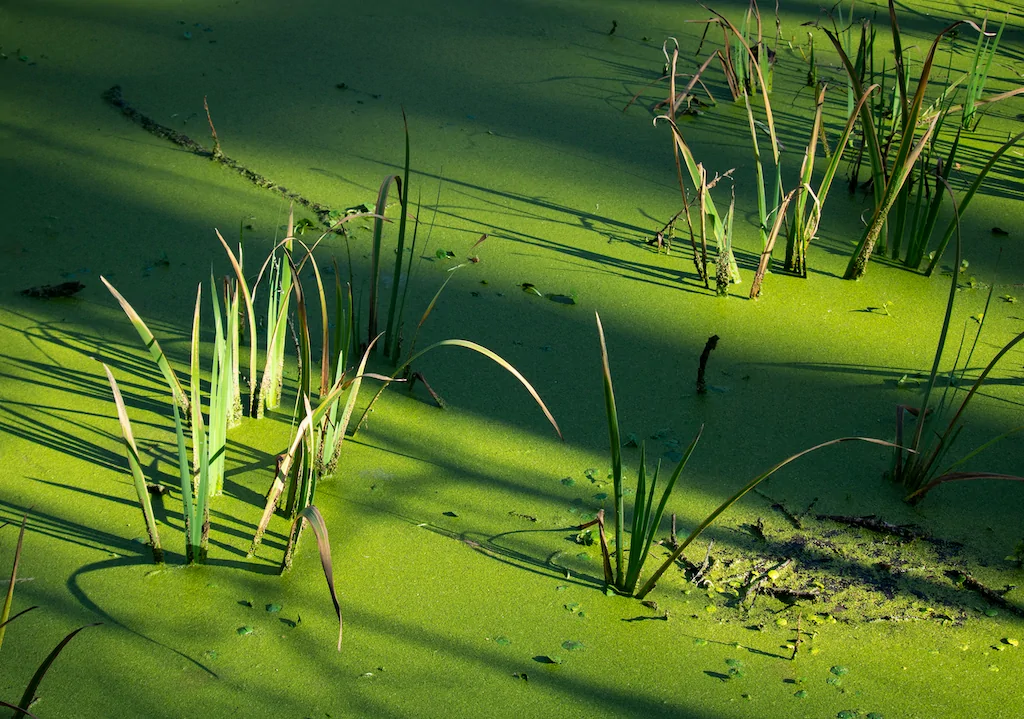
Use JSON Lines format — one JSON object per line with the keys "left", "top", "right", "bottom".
{"left": 297, "top": 242, "right": 332, "bottom": 397}
{"left": 1, "top": 700, "right": 39, "bottom": 719}
{"left": 0, "top": 605, "right": 39, "bottom": 634}
{"left": 595, "top": 312, "right": 624, "bottom": 586}
{"left": 292, "top": 505, "right": 342, "bottom": 650}
{"left": 906, "top": 471, "right": 1024, "bottom": 504}
{"left": 101, "top": 364, "right": 163, "bottom": 563}
{"left": 215, "top": 229, "right": 259, "bottom": 414}
{"left": 13, "top": 623, "right": 102, "bottom": 718}
{"left": 407, "top": 268, "right": 459, "bottom": 361}
{"left": 101, "top": 276, "right": 189, "bottom": 417}
{"left": 352, "top": 339, "right": 562, "bottom": 441}
{"left": 285, "top": 252, "right": 312, "bottom": 409}
{"left": 0, "top": 516, "right": 27, "bottom": 650}
{"left": 636, "top": 437, "right": 905, "bottom": 599}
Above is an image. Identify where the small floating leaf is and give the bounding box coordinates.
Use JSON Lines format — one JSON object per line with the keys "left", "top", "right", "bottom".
{"left": 693, "top": 638, "right": 708, "bottom": 646}
{"left": 495, "top": 636, "right": 511, "bottom": 646}
{"left": 837, "top": 711, "right": 859, "bottom": 719}
{"left": 561, "top": 477, "right": 575, "bottom": 487}
{"left": 830, "top": 665, "right": 849, "bottom": 676}
{"left": 238, "top": 599, "right": 253, "bottom": 608}
{"left": 1003, "top": 638, "right": 1019, "bottom": 647}
{"left": 237, "top": 626, "right": 253, "bottom": 636}
{"left": 985, "top": 608, "right": 999, "bottom": 617}
{"left": 866, "top": 714, "right": 884, "bottom": 719}
{"left": 266, "top": 603, "right": 282, "bottom": 613}
{"left": 561, "top": 640, "right": 585, "bottom": 651}
{"left": 794, "top": 690, "right": 808, "bottom": 699}
{"left": 534, "top": 655, "right": 562, "bottom": 664}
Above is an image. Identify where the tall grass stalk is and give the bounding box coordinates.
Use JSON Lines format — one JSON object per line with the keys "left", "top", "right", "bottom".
{"left": 781, "top": 83, "right": 879, "bottom": 278}
{"left": 0, "top": 516, "right": 27, "bottom": 651}
{"left": 595, "top": 313, "right": 702, "bottom": 595}
{"left": 101, "top": 365, "right": 164, "bottom": 563}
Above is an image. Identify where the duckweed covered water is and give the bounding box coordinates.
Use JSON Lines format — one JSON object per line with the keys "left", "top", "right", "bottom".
{"left": 1, "top": 0, "right": 1023, "bottom": 718}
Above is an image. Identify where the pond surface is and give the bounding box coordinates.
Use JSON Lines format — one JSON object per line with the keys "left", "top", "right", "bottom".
{"left": 1, "top": 0, "right": 1023, "bottom": 717}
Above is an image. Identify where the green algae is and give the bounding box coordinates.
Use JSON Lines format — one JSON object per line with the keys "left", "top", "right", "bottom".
{"left": 1, "top": 0, "right": 1023, "bottom": 718}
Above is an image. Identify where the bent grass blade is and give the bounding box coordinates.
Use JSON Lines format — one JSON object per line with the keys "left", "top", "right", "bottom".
{"left": 101, "top": 276, "right": 189, "bottom": 417}
{"left": 635, "top": 437, "right": 905, "bottom": 599}
{"left": 0, "top": 516, "right": 27, "bottom": 651}
{"left": 13, "top": 623, "right": 103, "bottom": 719}
{"left": 101, "top": 364, "right": 163, "bottom": 563}
{"left": 352, "top": 340, "right": 563, "bottom": 442}
{"left": 291, "top": 505, "right": 343, "bottom": 650}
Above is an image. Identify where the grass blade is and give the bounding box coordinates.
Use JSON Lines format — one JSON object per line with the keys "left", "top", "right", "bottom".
{"left": 369, "top": 174, "right": 402, "bottom": 351}
{"left": 352, "top": 338, "right": 562, "bottom": 442}
{"left": 0, "top": 606, "right": 40, "bottom": 634}
{"left": 101, "top": 276, "right": 189, "bottom": 417}
{"left": 101, "top": 364, "right": 163, "bottom": 563}
{"left": 636, "top": 437, "right": 905, "bottom": 599}
{"left": 624, "top": 425, "right": 703, "bottom": 594}
{"left": 0, "top": 516, "right": 27, "bottom": 651}
{"left": 595, "top": 312, "right": 624, "bottom": 586}
{"left": 13, "top": 623, "right": 102, "bottom": 719}
{"left": 215, "top": 229, "right": 259, "bottom": 415}
{"left": 291, "top": 505, "right": 343, "bottom": 650}
{"left": 384, "top": 109, "right": 413, "bottom": 361}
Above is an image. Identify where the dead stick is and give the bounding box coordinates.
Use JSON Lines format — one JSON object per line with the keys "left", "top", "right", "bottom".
{"left": 696, "top": 334, "right": 720, "bottom": 395}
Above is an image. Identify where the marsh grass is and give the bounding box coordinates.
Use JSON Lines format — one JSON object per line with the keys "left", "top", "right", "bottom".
{"left": 635, "top": 435, "right": 899, "bottom": 599}
{"left": 102, "top": 277, "right": 244, "bottom": 561}
{"left": 1, "top": 517, "right": 101, "bottom": 717}
{"left": 100, "top": 364, "right": 163, "bottom": 563}
{"left": 889, "top": 193, "right": 1024, "bottom": 502}
{"left": 821, "top": 1, "right": 1024, "bottom": 278}
{"left": 593, "top": 313, "right": 702, "bottom": 595}
{"left": 588, "top": 313, "right": 898, "bottom": 599}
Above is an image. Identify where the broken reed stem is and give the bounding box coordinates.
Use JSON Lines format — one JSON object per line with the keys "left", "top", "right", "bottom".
{"left": 792, "top": 612, "right": 803, "bottom": 660}
{"left": 696, "top": 334, "right": 720, "bottom": 395}
{"left": 204, "top": 95, "right": 222, "bottom": 159}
